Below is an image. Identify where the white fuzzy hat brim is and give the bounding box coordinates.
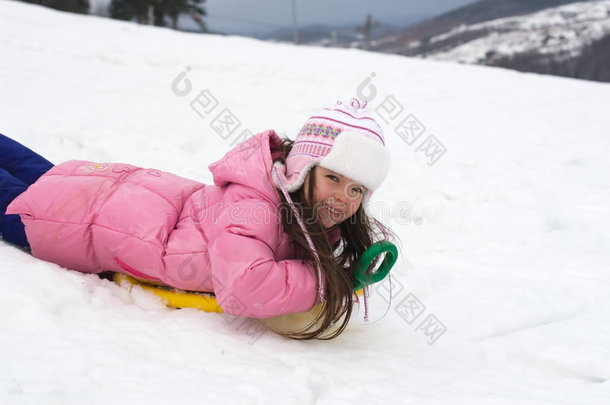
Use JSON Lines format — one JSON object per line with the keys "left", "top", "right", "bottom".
{"left": 319, "top": 131, "right": 390, "bottom": 192}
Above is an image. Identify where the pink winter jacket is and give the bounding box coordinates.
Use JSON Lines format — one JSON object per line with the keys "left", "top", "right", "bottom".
{"left": 7, "top": 130, "right": 339, "bottom": 318}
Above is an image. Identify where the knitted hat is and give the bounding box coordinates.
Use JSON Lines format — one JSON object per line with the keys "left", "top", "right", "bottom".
{"left": 272, "top": 98, "right": 390, "bottom": 196}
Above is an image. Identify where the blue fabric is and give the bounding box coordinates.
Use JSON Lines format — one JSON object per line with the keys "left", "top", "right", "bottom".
{"left": 0, "top": 133, "right": 54, "bottom": 248}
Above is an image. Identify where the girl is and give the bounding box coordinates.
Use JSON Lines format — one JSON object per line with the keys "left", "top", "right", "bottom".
{"left": 1, "top": 98, "right": 395, "bottom": 340}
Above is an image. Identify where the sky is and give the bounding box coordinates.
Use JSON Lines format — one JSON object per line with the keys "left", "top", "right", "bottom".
{"left": 204, "top": 0, "right": 477, "bottom": 34}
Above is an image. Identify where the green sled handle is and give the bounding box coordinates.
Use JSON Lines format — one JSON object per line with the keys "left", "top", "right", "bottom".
{"left": 352, "top": 241, "right": 399, "bottom": 291}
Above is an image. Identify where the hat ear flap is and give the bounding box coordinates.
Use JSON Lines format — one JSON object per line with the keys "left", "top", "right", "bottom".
{"left": 272, "top": 160, "right": 319, "bottom": 193}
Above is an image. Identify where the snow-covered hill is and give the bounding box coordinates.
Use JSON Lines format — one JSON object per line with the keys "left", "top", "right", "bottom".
{"left": 1, "top": 0, "right": 610, "bottom": 404}
{"left": 371, "top": 0, "right": 589, "bottom": 54}
{"left": 424, "top": 0, "right": 610, "bottom": 63}
{"left": 373, "top": 0, "right": 610, "bottom": 82}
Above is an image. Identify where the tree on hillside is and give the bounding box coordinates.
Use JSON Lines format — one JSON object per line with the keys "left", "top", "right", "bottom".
{"left": 19, "top": 0, "right": 89, "bottom": 14}
{"left": 109, "top": 0, "right": 149, "bottom": 23}
{"left": 576, "top": 33, "right": 610, "bottom": 82}
{"left": 357, "top": 14, "right": 380, "bottom": 50}
{"left": 109, "top": 0, "right": 206, "bottom": 31}
{"left": 162, "top": 0, "right": 206, "bottom": 30}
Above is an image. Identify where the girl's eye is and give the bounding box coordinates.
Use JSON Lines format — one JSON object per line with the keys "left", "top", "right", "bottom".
{"left": 352, "top": 187, "right": 364, "bottom": 194}
{"left": 326, "top": 175, "right": 339, "bottom": 182}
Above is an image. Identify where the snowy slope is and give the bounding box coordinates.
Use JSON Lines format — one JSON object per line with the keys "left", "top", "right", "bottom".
{"left": 1, "top": 1, "right": 610, "bottom": 404}
{"left": 423, "top": 0, "right": 610, "bottom": 63}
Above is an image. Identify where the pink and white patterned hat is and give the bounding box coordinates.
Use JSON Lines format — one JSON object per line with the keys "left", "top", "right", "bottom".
{"left": 272, "top": 98, "right": 390, "bottom": 195}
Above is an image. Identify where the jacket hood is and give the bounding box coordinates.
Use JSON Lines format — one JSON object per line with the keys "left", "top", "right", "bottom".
{"left": 208, "top": 130, "right": 283, "bottom": 203}
{"left": 208, "top": 129, "right": 343, "bottom": 246}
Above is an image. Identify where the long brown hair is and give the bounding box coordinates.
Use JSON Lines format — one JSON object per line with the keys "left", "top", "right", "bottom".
{"left": 270, "top": 138, "right": 397, "bottom": 340}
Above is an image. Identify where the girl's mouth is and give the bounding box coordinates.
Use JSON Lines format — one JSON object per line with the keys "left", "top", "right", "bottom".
{"left": 322, "top": 204, "right": 342, "bottom": 217}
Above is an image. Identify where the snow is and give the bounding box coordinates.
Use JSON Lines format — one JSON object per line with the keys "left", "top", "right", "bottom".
{"left": 1, "top": 0, "right": 610, "bottom": 403}
{"left": 428, "top": 0, "right": 610, "bottom": 63}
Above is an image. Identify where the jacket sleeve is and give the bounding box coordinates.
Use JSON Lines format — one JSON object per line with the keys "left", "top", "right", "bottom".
{"left": 207, "top": 199, "right": 322, "bottom": 318}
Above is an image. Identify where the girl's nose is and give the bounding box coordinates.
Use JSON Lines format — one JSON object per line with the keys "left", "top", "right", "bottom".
{"left": 333, "top": 185, "right": 353, "bottom": 206}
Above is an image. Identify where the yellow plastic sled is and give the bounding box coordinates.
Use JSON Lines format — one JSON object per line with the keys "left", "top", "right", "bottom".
{"left": 113, "top": 272, "right": 362, "bottom": 313}
{"left": 113, "top": 273, "right": 224, "bottom": 313}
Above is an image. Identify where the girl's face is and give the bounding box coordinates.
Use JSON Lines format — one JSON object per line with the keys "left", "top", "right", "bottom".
{"left": 304, "top": 166, "right": 366, "bottom": 229}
